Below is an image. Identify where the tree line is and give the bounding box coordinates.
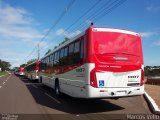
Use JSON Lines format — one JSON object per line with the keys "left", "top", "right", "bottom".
{"left": 20, "top": 59, "right": 37, "bottom": 67}
{"left": 145, "top": 66, "right": 160, "bottom": 77}
{"left": 0, "top": 59, "right": 11, "bottom": 71}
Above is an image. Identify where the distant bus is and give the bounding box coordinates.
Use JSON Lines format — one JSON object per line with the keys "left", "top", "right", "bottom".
{"left": 18, "top": 67, "right": 25, "bottom": 76}
{"left": 39, "top": 25, "right": 144, "bottom": 98}
{"left": 25, "top": 60, "right": 40, "bottom": 81}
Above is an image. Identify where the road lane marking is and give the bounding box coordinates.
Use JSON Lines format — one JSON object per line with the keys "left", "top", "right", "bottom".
{"left": 45, "top": 93, "right": 61, "bottom": 104}
{"left": 0, "top": 74, "right": 12, "bottom": 89}
{"left": 32, "top": 84, "right": 38, "bottom": 89}
{"left": 5, "top": 74, "right": 12, "bottom": 81}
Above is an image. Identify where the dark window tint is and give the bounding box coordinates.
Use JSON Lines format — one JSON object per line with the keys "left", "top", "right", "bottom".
{"left": 74, "top": 41, "right": 80, "bottom": 53}
{"left": 64, "top": 47, "right": 68, "bottom": 57}
{"left": 80, "top": 38, "right": 84, "bottom": 59}
{"left": 54, "top": 52, "right": 57, "bottom": 64}
{"left": 69, "top": 43, "right": 74, "bottom": 54}
{"left": 60, "top": 48, "right": 64, "bottom": 58}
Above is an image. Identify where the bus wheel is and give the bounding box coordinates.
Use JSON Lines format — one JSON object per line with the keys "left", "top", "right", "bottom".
{"left": 55, "top": 80, "right": 61, "bottom": 97}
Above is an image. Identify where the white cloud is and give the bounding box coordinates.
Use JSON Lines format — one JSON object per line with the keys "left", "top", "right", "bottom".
{"left": 0, "top": 2, "right": 44, "bottom": 67}
{"left": 0, "top": 3, "right": 43, "bottom": 43}
{"left": 55, "top": 28, "right": 81, "bottom": 38}
{"left": 0, "top": 25, "right": 43, "bottom": 40}
{"left": 56, "top": 28, "right": 65, "bottom": 35}
{"left": 0, "top": 4, "right": 32, "bottom": 25}
{"left": 34, "top": 41, "right": 48, "bottom": 48}
{"left": 68, "top": 30, "right": 81, "bottom": 38}
{"left": 85, "top": 20, "right": 92, "bottom": 25}
{"left": 140, "top": 32, "right": 156, "bottom": 38}
{"left": 146, "top": 5, "right": 160, "bottom": 12}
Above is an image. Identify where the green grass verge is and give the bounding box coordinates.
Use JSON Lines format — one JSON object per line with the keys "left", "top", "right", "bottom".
{"left": 0, "top": 71, "right": 8, "bottom": 77}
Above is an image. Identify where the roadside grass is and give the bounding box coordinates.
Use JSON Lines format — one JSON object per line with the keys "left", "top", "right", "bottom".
{"left": 0, "top": 71, "right": 8, "bottom": 77}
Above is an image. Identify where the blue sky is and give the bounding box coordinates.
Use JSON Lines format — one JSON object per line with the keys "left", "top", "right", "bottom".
{"left": 0, "top": 0, "right": 160, "bottom": 67}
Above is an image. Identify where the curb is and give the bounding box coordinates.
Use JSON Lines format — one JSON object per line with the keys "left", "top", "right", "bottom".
{"left": 144, "top": 91, "right": 160, "bottom": 115}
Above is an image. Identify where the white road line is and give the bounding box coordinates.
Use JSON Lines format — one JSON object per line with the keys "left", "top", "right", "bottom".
{"left": 5, "top": 74, "right": 12, "bottom": 81}
{"left": 45, "top": 93, "right": 61, "bottom": 104}
{"left": 0, "top": 74, "right": 12, "bottom": 89}
{"left": 144, "top": 92, "right": 160, "bottom": 113}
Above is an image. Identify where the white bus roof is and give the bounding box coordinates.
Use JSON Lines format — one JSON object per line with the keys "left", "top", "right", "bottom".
{"left": 92, "top": 27, "right": 140, "bottom": 36}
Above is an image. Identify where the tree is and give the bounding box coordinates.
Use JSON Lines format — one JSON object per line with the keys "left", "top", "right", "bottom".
{"left": 61, "top": 37, "right": 70, "bottom": 45}
{"left": 64, "top": 37, "right": 69, "bottom": 41}
{"left": 0, "top": 59, "right": 11, "bottom": 71}
{"left": 27, "top": 59, "right": 37, "bottom": 65}
{"left": 45, "top": 49, "right": 51, "bottom": 55}
{"left": 20, "top": 64, "right": 26, "bottom": 67}
{"left": 144, "top": 66, "right": 160, "bottom": 77}
{"left": 19, "top": 59, "right": 37, "bottom": 67}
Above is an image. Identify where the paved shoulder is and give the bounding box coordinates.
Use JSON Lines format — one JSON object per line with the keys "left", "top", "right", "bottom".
{"left": 0, "top": 74, "right": 40, "bottom": 114}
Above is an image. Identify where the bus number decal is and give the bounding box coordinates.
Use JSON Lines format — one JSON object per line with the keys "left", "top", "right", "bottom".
{"left": 76, "top": 68, "right": 85, "bottom": 72}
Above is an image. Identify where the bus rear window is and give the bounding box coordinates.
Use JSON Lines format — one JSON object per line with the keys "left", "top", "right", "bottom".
{"left": 93, "top": 32, "right": 142, "bottom": 56}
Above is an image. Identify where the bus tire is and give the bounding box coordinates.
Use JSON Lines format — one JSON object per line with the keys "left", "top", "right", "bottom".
{"left": 55, "top": 79, "right": 61, "bottom": 97}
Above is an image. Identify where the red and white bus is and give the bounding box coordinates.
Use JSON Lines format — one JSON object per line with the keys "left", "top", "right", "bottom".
{"left": 18, "top": 67, "right": 25, "bottom": 76}
{"left": 25, "top": 60, "right": 40, "bottom": 81}
{"left": 40, "top": 25, "right": 144, "bottom": 98}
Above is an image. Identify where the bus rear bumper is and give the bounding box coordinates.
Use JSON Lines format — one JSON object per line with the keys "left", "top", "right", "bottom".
{"left": 19, "top": 73, "right": 24, "bottom": 76}
{"left": 85, "top": 85, "right": 144, "bottom": 99}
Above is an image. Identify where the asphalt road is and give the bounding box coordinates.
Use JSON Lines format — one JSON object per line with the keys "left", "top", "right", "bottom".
{"left": 0, "top": 74, "right": 152, "bottom": 120}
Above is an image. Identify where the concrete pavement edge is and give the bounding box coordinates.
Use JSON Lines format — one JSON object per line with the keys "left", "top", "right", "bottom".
{"left": 144, "top": 91, "right": 160, "bottom": 115}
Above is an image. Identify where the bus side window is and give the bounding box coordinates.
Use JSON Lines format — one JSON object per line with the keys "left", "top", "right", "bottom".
{"left": 50, "top": 54, "right": 53, "bottom": 66}
{"left": 63, "top": 47, "right": 68, "bottom": 65}
{"left": 52, "top": 54, "right": 54, "bottom": 66}
{"left": 42, "top": 59, "right": 45, "bottom": 70}
{"left": 80, "top": 38, "right": 84, "bottom": 60}
{"left": 54, "top": 52, "right": 57, "bottom": 65}
{"left": 45, "top": 58, "right": 47, "bottom": 70}
{"left": 68, "top": 43, "right": 74, "bottom": 65}
{"left": 59, "top": 48, "right": 64, "bottom": 66}
{"left": 73, "top": 40, "right": 80, "bottom": 64}
{"left": 47, "top": 56, "right": 50, "bottom": 68}
{"left": 52, "top": 53, "right": 55, "bottom": 66}
{"left": 56, "top": 51, "right": 60, "bottom": 65}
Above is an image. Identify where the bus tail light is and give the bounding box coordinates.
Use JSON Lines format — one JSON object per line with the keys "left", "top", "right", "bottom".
{"left": 90, "top": 69, "right": 98, "bottom": 88}
{"left": 140, "top": 69, "right": 144, "bottom": 86}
